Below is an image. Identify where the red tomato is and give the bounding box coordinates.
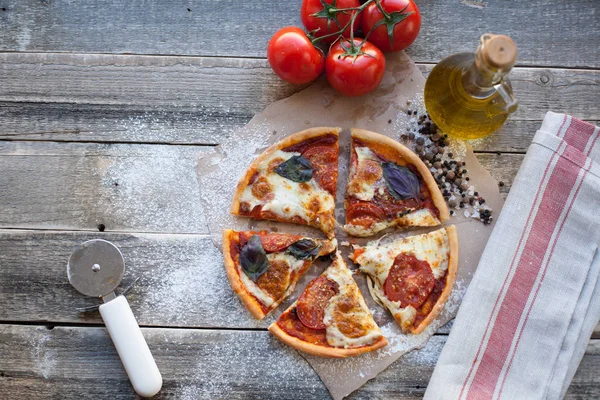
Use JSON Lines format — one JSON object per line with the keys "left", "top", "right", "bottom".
{"left": 301, "top": 0, "right": 362, "bottom": 44}
{"left": 302, "top": 146, "right": 338, "bottom": 195}
{"left": 258, "top": 234, "right": 302, "bottom": 253}
{"left": 325, "top": 38, "right": 386, "bottom": 96}
{"left": 384, "top": 253, "right": 435, "bottom": 308}
{"left": 267, "top": 27, "right": 325, "bottom": 84}
{"left": 296, "top": 275, "right": 339, "bottom": 329}
{"left": 346, "top": 202, "right": 386, "bottom": 227}
{"left": 362, "top": 0, "right": 421, "bottom": 52}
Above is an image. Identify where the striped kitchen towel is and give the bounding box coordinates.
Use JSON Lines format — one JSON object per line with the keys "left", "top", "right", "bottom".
{"left": 425, "top": 112, "right": 600, "bottom": 400}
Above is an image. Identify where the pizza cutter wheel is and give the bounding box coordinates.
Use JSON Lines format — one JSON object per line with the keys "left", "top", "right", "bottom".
{"left": 67, "top": 239, "right": 162, "bottom": 397}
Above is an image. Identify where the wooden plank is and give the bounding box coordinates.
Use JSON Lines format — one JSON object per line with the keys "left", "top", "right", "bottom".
{"left": 475, "top": 153, "right": 522, "bottom": 196}
{"left": 0, "top": 141, "right": 210, "bottom": 233}
{"left": 0, "top": 325, "right": 597, "bottom": 399}
{"left": 0, "top": 0, "right": 597, "bottom": 68}
{"left": 0, "top": 325, "right": 328, "bottom": 399}
{"left": 0, "top": 53, "right": 597, "bottom": 151}
{"left": 0, "top": 101, "right": 251, "bottom": 146}
{"left": 1, "top": 225, "right": 596, "bottom": 333}
{"left": 0, "top": 230, "right": 264, "bottom": 329}
{"left": 0, "top": 141, "right": 519, "bottom": 235}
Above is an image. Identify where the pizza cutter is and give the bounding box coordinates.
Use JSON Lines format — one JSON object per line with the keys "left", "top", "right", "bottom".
{"left": 67, "top": 239, "right": 162, "bottom": 398}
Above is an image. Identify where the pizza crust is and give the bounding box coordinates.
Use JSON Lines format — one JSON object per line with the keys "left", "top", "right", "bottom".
{"left": 268, "top": 322, "right": 388, "bottom": 358}
{"left": 230, "top": 127, "right": 341, "bottom": 238}
{"left": 410, "top": 225, "right": 459, "bottom": 334}
{"left": 222, "top": 229, "right": 268, "bottom": 320}
{"left": 350, "top": 128, "right": 450, "bottom": 222}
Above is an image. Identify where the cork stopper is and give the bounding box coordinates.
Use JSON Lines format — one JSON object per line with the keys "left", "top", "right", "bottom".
{"left": 477, "top": 34, "right": 517, "bottom": 72}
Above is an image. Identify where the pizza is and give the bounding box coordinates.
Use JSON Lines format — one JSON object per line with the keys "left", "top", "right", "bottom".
{"left": 223, "top": 230, "right": 337, "bottom": 319}
{"left": 344, "top": 128, "right": 449, "bottom": 237}
{"left": 268, "top": 252, "right": 388, "bottom": 357}
{"left": 223, "top": 127, "right": 461, "bottom": 356}
{"left": 231, "top": 127, "right": 340, "bottom": 238}
{"left": 349, "top": 226, "right": 458, "bottom": 334}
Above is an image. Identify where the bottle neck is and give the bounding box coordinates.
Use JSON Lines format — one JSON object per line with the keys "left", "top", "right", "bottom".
{"left": 462, "top": 54, "right": 510, "bottom": 97}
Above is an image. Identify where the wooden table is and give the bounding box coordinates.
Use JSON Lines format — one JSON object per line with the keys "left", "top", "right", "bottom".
{"left": 1, "top": 1, "right": 598, "bottom": 398}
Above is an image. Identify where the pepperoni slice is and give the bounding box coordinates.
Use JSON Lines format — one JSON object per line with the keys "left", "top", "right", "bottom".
{"left": 384, "top": 253, "right": 435, "bottom": 309}
{"left": 260, "top": 234, "right": 303, "bottom": 253}
{"left": 302, "top": 146, "right": 337, "bottom": 195}
{"left": 296, "top": 275, "right": 339, "bottom": 330}
{"left": 239, "top": 232, "right": 301, "bottom": 253}
{"left": 346, "top": 202, "right": 386, "bottom": 228}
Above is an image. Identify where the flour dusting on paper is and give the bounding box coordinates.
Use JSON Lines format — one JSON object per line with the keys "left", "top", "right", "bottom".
{"left": 196, "top": 51, "right": 504, "bottom": 399}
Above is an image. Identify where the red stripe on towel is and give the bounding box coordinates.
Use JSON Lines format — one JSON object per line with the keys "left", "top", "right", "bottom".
{"left": 463, "top": 119, "right": 595, "bottom": 399}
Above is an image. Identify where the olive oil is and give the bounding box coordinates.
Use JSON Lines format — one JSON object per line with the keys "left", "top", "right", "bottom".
{"left": 424, "top": 34, "right": 518, "bottom": 140}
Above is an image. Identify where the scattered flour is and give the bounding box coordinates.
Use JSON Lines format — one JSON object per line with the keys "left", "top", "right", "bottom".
{"left": 127, "top": 234, "right": 264, "bottom": 329}
{"left": 193, "top": 54, "right": 493, "bottom": 399}
{"left": 30, "top": 330, "right": 57, "bottom": 380}
{"left": 90, "top": 144, "right": 208, "bottom": 233}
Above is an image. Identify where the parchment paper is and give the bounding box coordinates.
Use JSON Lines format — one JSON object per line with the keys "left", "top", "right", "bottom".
{"left": 196, "top": 51, "right": 504, "bottom": 399}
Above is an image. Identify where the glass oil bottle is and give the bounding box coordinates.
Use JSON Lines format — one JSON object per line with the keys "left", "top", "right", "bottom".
{"left": 424, "top": 34, "right": 518, "bottom": 140}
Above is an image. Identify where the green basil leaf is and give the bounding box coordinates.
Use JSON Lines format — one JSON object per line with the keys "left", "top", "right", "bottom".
{"left": 275, "top": 155, "right": 313, "bottom": 183}
{"left": 286, "top": 238, "right": 320, "bottom": 260}
{"left": 382, "top": 162, "right": 421, "bottom": 200}
{"left": 240, "top": 235, "right": 269, "bottom": 281}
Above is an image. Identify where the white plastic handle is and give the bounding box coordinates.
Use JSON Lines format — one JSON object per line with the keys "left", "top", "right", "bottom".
{"left": 99, "top": 295, "right": 162, "bottom": 397}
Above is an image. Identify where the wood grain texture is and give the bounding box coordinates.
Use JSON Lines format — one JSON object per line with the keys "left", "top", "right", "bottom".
{"left": 0, "top": 139, "right": 518, "bottom": 232}
{"left": 4, "top": 225, "right": 599, "bottom": 335}
{"left": 0, "top": 53, "right": 598, "bottom": 151}
{"left": 0, "top": 0, "right": 598, "bottom": 68}
{"left": 0, "top": 141, "right": 210, "bottom": 232}
{"left": 0, "top": 230, "right": 263, "bottom": 328}
{"left": 0, "top": 325, "right": 597, "bottom": 399}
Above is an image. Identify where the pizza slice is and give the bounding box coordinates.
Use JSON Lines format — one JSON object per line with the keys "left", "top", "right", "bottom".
{"left": 223, "top": 229, "right": 337, "bottom": 319}
{"left": 350, "top": 226, "right": 458, "bottom": 334}
{"left": 231, "top": 127, "right": 340, "bottom": 238}
{"left": 344, "top": 128, "right": 449, "bottom": 237}
{"left": 268, "top": 252, "right": 387, "bottom": 357}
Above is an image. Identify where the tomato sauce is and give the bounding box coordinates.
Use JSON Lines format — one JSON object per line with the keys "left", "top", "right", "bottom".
{"left": 413, "top": 273, "right": 448, "bottom": 329}
{"left": 277, "top": 307, "right": 330, "bottom": 347}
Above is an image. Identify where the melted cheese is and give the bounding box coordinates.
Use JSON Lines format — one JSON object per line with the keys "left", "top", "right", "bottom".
{"left": 355, "top": 227, "right": 450, "bottom": 281}
{"left": 344, "top": 208, "right": 440, "bottom": 237}
{"left": 366, "top": 275, "right": 416, "bottom": 328}
{"left": 239, "top": 150, "right": 335, "bottom": 228}
{"left": 237, "top": 250, "right": 308, "bottom": 307}
{"left": 354, "top": 227, "right": 450, "bottom": 329}
{"left": 267, "top": 252, "right": 305, "bottom": 273}
{"left": 322, "top": 254, "right": 384, "bottom": 348}
{"left": 397, "top": 208, "right": 440, "bottom": 227}
{"left": 347, "top": 147, "right": 381, "bottom": 201}
{"left": 238, "top": 267, "right": 276, "bottom": 307}
{"left": 356, "top": 146, "right": 379, "bottom": 162}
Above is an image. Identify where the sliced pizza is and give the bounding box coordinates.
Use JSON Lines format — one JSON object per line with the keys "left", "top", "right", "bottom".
{"left": 344, "top": 128, "right": 449, "bottom": 237}
{"left": 268, "top": 252, "right": 387, "bottom": 357}
{"left": 231, "top": 127, "right": 340, "bottom": 238}
{"left": 223, "top": 229, "right": 337, "bottom": 319}
{"left": 350, "top": 226, "right": 458, "bottom": 334}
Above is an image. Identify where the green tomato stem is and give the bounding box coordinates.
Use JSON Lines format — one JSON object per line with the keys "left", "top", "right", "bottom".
{"left": 311, "top": 0, "right": 379, "bottom": 45}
